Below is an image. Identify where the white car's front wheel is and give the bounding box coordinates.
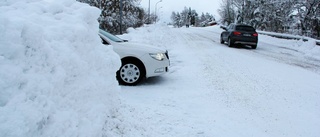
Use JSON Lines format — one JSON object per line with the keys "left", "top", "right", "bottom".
{"left": 117, "top": 60, "right": 145, "bottom": 85}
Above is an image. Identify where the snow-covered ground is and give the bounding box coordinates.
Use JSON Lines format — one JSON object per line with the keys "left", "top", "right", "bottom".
{"left": 118, "top": 24, "right": 320, "bottom": 137}
{"left": 0, "top": 0, "right": 123, "bottom": 136}
{"left": 1, "top": 0, "right": 320, "bottom": 137}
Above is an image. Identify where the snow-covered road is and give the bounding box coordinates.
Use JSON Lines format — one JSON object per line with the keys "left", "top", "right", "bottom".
{"left": 119, "top": 25, "right": 320, "bottom": 137}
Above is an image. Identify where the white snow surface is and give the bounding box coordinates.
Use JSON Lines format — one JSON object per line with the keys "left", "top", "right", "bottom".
{"left": 0, "top": 0, "right": 124, "bottom": 136}
{"left": 1, "top": 1, "right": 320, "bottom": 136}
{"left": 119, "top": 24, "right": 320, "bottom": 137}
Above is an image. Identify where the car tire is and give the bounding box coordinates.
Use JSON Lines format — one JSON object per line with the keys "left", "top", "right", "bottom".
{"left": 220, "top": 35, "right": 224, "bottom": 44}
{"left": 228, "top": 38, "right": 233, "bottom": 47}
{"left": 117, "top": 60, "right": 145, "bottom": 86}
{"left": 251, "top": 45, "right": 257, "bottom": 49}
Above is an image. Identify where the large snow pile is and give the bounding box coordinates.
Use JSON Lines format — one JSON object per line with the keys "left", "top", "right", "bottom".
{"left": 0, "top": 0, "right": 122, "bottom": 136}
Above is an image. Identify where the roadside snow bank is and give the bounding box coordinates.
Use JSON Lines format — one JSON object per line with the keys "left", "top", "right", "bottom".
{"left": 258, "top": 33, "right": 320, "bottom": 60}
{"left": 0, "top": 0, "right": 122, "bottom": 136}
{"left": 295, "top": 39, "right": 320, "bottom": 60}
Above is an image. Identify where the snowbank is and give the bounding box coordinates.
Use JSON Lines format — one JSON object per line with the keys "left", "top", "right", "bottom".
{"left": 295, "top": 39, "right": 320, "bottom": 60}
{"left": 0, "top": 0, "right": 122, "bottom": 136}
{"left": 257, "top": 31, "right": 320, "bottom": 61}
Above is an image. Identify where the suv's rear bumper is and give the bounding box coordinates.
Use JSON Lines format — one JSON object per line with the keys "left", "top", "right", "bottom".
{"left": 234, "top": 41, "right": 257, "bottom": 45}
{"left": 231, "top": 37, "right": 258, "bottom": 45}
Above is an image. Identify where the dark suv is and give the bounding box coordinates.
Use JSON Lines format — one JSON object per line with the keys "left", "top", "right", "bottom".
{"left": 220, "top": 24, "right": 258, "bottom": 49}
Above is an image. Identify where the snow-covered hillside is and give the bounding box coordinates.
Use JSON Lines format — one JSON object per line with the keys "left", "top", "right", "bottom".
{"left": 0, "top": 0, "right": 123, "bottom": 136}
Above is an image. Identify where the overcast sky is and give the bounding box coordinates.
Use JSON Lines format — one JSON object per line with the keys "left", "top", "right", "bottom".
{"left": 138, "top": 0, "right": 222, "bottom": 23}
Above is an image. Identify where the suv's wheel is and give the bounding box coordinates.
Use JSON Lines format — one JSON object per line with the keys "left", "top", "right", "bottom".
{"left": 228, "top": 38, "right": 234, "bottom": 47}
{"left": 117, "top": 60, "right": 145, "bottom": 86}
{"left": 220, "top": 35, "right": 224, "bottom": 44}
{"left": 251, "top": 45, "right": 257, "bottom": 49}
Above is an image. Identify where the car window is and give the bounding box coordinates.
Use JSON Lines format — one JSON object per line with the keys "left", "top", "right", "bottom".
{"left": 227, "top": 24, "right": 232, "bottom": 30}
{"left": 236, "top": 26, "right": 255, "bottom": 32}
{"left": 99, "top": 30, "right": 124, "bottom": 43}
{"left": 228, "top": 24, "right": 235, "bottom": 30}
{"left": 100, "top": 37, "right": 110, "bottom": 45}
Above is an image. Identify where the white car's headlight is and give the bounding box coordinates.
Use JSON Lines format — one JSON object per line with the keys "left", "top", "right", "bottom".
{"left": 149, "top": 53, "right": 166, "bottom": 61}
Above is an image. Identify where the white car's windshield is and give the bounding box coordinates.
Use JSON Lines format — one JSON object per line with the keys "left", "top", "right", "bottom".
{"left": 99, "top": 29, "right": 124, "bottom": 43}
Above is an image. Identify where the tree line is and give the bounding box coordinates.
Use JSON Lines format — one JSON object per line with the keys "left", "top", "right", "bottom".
{"left": 77, "top": 0, "right": 146, "bottom": 34}
{"left": 170, "top": 7, "right": 216, "bottom": 28}
{"left": 218, "top": 0, "right": 320, "bottom": 39}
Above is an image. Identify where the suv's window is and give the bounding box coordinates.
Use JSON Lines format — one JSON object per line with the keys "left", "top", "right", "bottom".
{"left": 236, "top": 26, "right": 255, "bottom": 32}
{"left": 227, "top": 24, "right": 233, "bottom": 30}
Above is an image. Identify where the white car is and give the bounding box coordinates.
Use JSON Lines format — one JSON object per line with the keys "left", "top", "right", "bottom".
{"left": 99, "top": 29, "right": 170, "bottom": 85}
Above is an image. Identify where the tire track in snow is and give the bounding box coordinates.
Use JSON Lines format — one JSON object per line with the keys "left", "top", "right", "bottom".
{"left": 120, "top": 25, "right": 320, "bottom": 137}
{"left": 178, "top": 27, "right": 320, "bottom": 136}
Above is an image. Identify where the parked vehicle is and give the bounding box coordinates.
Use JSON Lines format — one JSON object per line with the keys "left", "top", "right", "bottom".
{"left": 220, "top": 24, "right": 258, "bottom": 49}
{"left": 99, "top": 29, "right": 170, "bottom": 86}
